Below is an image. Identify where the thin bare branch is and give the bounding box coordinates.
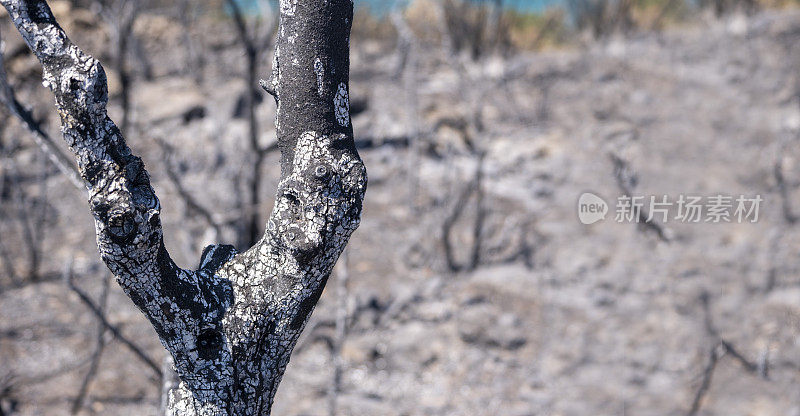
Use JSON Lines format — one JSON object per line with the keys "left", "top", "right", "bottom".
{"left": 610, "top": 153, "right": 670, "bottom": 242}
{"left": 156, "top": 138, "right": 223, "bottom": 240}
{"left": 688, "top": 344, "right": 720, "bottom": 416}
{"left": 71, "top": 274, "right": 110, "bottom": 414}
{"left": 699, "top": 292, "right": 760, "bottom": 374}
{"left": 774, "top": 157, "right": 796, "bottom": 224}
{"left": 328, "top": 249, "right": 350, "bottom": 416}
{"left": 0, "top": 28, "right": 83, "bottom": 190}
{"left": 225, "top": 0, "right": 279, "bottom": 248}
{"left": 64, "top": 263, "right": 162, "bottom": 381}
{"left": 442, "top": 156, "right": 486, "bottom": 272}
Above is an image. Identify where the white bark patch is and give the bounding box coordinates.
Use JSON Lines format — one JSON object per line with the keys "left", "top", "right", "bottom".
{"left": 276, "top": 101, "right": 282, "bottom": 131}
{"left": 314, "top": 58, "right": 324, "bottom": 97}
{"left": 279, "top": 0, "right": 296, "bottom": 16}
{"left": 334, "top": 82, "right": 349, "bottom": 127}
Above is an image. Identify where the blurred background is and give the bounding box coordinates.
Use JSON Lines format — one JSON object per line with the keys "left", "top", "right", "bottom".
{"left": 1, "top": 0, "right": 800, "bottom": 414}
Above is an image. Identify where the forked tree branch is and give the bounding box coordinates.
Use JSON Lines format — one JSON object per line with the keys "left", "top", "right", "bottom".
{"left": 0, "top": 0, "right": 365, "bottom": 414}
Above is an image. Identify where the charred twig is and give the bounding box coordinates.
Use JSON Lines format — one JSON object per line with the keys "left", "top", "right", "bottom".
{"left": 0, "top": 371, "right": 17, "bottom": 416}
{"left": 610, "top": 153, "right": 669, "bottom": 242}
{"left": 763, "top": 228, "right": 781, "bottom": 293}
{"left": 156, "top": 139, "right": 224, "bottom": 240}
{"left": 70, "top": 274, "right": 111, "bottom": 414}
{"left": 129, "top": 28, "right": 154, "bottom": 81}
{"left": 686, "top": 292, "right": 761, "bottom": 416}
{"left": 719, "top": 339, "right": 759, "bottom": 373}
{"left": 327, "top": 249, "right": 350, "bottom": 416}
{"left": 93, "top": 0, "right": 141, "bottom": 136}
{"left": 0, "top": 28, "right": 83, "bottom": 190}
{"left": 177, "top": 0, "right": 204, "bottom": 83}
{"left": 479, "top": 216, "right": 541, "bottom": 270}
{"left": 0, "top": 236, "right": 19, "bottom": 287}
{"left": 6, "top": 156, "right": 45, "bottom": 281}
{"left": 16, "top": 191, "right": 40, "bottom": 280}
{"left": 700, "top": 292, "right": 760, "bottom": 374}
{"left": 64, "top": 264, "right": 162, "bottom": 381}
{"left": 0, "top": 134, "right": 19, "bottom": 289}
{"left": 688, "top": 293, "right": 765, "bottom": 415}
{"left": 443, "top": 176, "right": 476, "bottom": 272}
{"left": 391, "top": 10, "right": 423, "bottom": 207}
{"left": 469, "top": 156, "right": 486, "bottom": 270}
{"left": 763, "top": 138, "right": 796, "bottom": 292}
{"left": 774, "top": 158, "right": 796, "bottom": 224}
{"left": 0, "top": 161, "right": 20, "bottom": 287}
{"left": 688, "top": 344, "right": 720, "bottom": 416}
{"left": 225, "top": 0, "right": 277, "bottom": 248}
{"left": 442, "top": 156, "right": 486, "bottom": 272}
{"left": 610, "top": 152, "right": 638, "bottom": 196}
{"left": 516, "top": 220, "right": 538, "bottom": 270}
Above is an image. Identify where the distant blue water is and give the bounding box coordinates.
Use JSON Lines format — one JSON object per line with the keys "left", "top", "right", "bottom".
{"left": 355, "top": 0, "right": 561, "bottom": 16}
{"left": 232, "top": 0, "right": 560, "bottom": 17}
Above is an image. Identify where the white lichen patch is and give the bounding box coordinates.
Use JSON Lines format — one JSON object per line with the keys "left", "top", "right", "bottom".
{"left": 334, "top": 82, "right": 349, "bottom": 127}
{"left": 314, "top": 58, "right": 324, "bottom": 97}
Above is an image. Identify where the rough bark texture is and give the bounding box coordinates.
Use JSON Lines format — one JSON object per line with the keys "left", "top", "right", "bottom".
{"left": 0, "top": 0, "right": 365, "bottom": 414}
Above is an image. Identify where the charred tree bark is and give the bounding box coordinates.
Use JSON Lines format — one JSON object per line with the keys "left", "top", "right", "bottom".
{"left": 0, "top": 0, "right": 365, "bottom": 414}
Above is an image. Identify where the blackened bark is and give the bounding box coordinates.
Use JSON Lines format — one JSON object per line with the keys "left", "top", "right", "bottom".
{"left": 269, "top": 0, "right": 356, "bottom": 175}
{"left": 0, "top": 0, "right": 365, "bottom": 414}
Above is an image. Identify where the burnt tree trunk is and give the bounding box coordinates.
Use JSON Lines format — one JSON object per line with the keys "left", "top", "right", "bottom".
{"left": 0, "top": 0, "right": 365, "bottom": 414}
